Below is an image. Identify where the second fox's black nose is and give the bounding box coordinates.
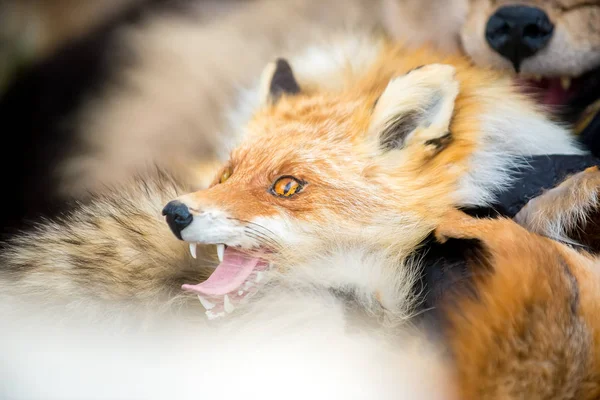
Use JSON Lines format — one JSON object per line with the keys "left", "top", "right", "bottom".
{"left": 485, "top": 5, "right": 554, "bottom": 72}
{"left": 162, "top": 200, "right": 193, "bottom": 240}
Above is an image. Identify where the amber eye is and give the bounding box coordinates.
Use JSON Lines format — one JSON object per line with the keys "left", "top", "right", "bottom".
{"left": 219, "top": 167, "right": 232, "bottom": 184}
{"left": 271, "top": 176, "right": 305, "bottom": 198}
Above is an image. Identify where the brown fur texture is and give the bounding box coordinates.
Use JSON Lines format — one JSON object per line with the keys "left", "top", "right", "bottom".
{"left": 0, "top": 170, "right": 212, "bottom": 321}
{"left": 435, "top": 208, "right": 600, "bottom": 399}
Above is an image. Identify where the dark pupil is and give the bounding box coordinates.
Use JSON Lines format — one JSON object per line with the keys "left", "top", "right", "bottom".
{"left": 284, "top": 181, "right": 293, "bottom": 194}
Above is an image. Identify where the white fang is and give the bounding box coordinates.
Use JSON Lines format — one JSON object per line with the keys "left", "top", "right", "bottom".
{"left": 189, "top": 243, "right": 197, "bottom": 259}
{"left": 224, "top": 294, "right": 235, "bottom": 313}
{"left": 217, "top": 244, "right": 225, "bottom": 262}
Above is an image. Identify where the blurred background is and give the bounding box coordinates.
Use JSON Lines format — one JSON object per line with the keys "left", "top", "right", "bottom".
{"left": 0, "top": 0, "right": 256, "bottom": 233}
{"left": 0, "top": 0, "right": 245, "bottom": 93}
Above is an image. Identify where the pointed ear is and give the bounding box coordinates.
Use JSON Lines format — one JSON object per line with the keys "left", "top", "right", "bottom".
{"left": 369, "top": 64, "right": 459, "bottom": 153}
{"left": 259, "top": 58, "right": 301, "bottom": 105}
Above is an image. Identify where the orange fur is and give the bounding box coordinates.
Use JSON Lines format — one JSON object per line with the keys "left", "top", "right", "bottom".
{"left": 435, "top": 209, "right": 600, "bottom": 399}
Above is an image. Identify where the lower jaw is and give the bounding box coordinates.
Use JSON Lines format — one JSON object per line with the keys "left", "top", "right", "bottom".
{"left": 185, "top": 264, "right": 271, "bottom": 320}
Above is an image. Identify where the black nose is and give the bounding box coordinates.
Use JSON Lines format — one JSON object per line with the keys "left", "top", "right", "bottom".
{"left": 162, "top": 200, "right": 193, "bottom": 240}
{"left": 485, "top": 5, "right": 554, "bottom": 72}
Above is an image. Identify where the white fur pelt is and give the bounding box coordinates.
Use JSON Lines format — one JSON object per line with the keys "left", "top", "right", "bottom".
{"left": 2, "top": 280, "right": 452, "bottom": 400}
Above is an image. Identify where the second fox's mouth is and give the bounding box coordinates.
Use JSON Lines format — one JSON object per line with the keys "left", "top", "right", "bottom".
{"left": 183, "top": 245, "right": 271, "bottom": 320}
{"left": 515, "top": 65, "right": 600, "bottom": 133}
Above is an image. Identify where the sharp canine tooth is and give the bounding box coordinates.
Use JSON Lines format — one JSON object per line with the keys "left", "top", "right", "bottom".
{"left": 206, "top": 310, "right": 225, "bottom": 320}
{"left": 243, "top": 281, "right": 253, "bottom": 290}
{"left": 238, "top": 290, "right": 244, "bottom": 296}
{"left": 198, "top": 295, "right": 215, "bottom": 310}
{"left": 223, "top": 294, "right": 235, "bottom": 313}
{"left": 561, "top": 77, "right": 571, "bottom": 90}
{"left": 217, "top": 244, "right": 225, "bottom": 262}
{"left": 189, "top": 243, "right": 197, "bottom": 259}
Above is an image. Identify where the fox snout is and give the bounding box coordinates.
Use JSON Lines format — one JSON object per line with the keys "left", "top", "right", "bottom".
{"left": 161, "top": 192, "right": 264, "bottom": 249}
{"left": 162, "top": 196, "right": 215, "bottom": 244}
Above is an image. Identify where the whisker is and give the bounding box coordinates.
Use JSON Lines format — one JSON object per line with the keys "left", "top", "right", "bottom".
{"left": 243, "top": 228, "right": 283, "bottom": 250}
{"left": 226, "top": 217, "right": 285, "bottom": 250}
{"left": 244, "top": 230, "right": 283, "bottom": 251}
{"left": 227, "top": 217, "right": 280, "bottom": 238}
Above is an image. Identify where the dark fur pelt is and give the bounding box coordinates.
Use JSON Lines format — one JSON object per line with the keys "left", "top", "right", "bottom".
{"left": 0, "top": 170, "right": 212, "bottom": 320}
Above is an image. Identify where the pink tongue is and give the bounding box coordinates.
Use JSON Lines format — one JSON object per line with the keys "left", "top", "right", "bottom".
{"left": 517, "top": 78, "right": 577, "bottom": 107}
{"left": 542, "top": 79, "right": 574, "bottom": 106}
{"left": 182, "top": 247, "right": 260, "bottom": 296}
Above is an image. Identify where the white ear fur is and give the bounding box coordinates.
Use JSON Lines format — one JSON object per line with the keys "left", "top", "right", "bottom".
{"left": 370, "top": 64, "right": 459, "bottom": 151}
{"left": 258, "top": 58, "right": 301, "bottom": 106}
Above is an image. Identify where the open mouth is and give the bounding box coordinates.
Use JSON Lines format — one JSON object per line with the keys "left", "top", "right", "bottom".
{"left": 515, "top": 65, "right": 600, "bottom": 133}
{"left": 183, "top": 244, "right": 271, "bottom": 319}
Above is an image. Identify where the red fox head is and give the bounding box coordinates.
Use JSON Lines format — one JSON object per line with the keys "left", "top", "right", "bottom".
{"left": 160, "top": 58, "right": 474, "bottom": 318}
{"left": 162, "top": 46, "right": 580, "bottom": 318}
